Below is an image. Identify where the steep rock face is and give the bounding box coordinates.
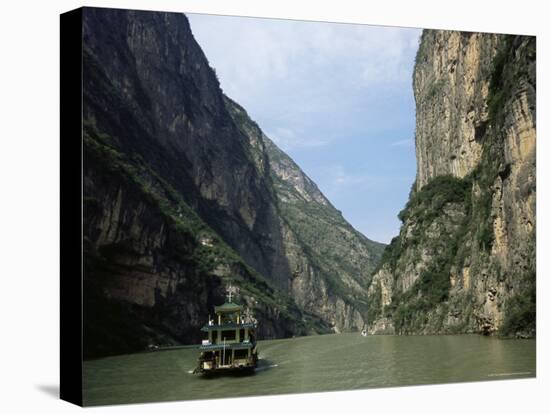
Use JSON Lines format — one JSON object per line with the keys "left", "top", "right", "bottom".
{"left": 83, "top": 131, "right": 310, "bottom": 358}
{"left": 414, "top": 32, "right": 500, "bottom": 188}
{"left": 367, "top": 31, "right": 535, "bottom": 337}
{"left": 83, "top": 7, "right": 290, "bottom": 291}
{"left": 82, "top": 8, "right": 383, "bottom": 357}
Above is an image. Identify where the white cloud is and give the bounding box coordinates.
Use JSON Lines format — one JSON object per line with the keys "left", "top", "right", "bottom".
{"left": 312, "top": 164, "right": 413, "bottom": 196}
{"left": 188, "top": 14, "right": 421, "bottom": 149}
{"left": 268, "top": 127, "right": 328, "bottom": 150}
{"left": 390, "top": 138, "right": 415, "bottom": 148}
{"left": 332, "top": 166, "right": 371, "bottom": 187}
{"left": 314, "top": 165, "right": 375, "bottom": 193}
{"left": 186, "top": 13, "right": 419, "bottom": 246}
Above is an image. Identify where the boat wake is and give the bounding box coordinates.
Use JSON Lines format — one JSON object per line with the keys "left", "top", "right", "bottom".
{"left": 186, "top": 363, "right": 279, "bottom": 374}
{"left": 254, "top": 357, "right": 282, "bottom": 372}
{"left": 255, "top": 364, "right": 278, "bottom": 372}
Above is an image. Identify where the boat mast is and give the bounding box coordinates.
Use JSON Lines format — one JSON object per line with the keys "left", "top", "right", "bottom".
{"left": 227, "top": 282, "right": 237, "bottom": 303}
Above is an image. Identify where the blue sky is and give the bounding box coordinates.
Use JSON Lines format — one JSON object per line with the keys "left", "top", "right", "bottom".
{"left": 188, "top": 14, "right": 422, "bottom": 244}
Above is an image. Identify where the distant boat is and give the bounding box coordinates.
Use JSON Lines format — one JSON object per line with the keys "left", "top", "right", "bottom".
{"left": 361, "top": 328, "right": 368, "bottom": 337}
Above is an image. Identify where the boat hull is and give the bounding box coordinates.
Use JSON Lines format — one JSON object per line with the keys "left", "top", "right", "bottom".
{"left": 196, "top": 353, "right": 258, "bottom": 374}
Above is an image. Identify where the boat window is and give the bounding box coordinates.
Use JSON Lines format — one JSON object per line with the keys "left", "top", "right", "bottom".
{"left": 221, "top": 330, "right": 236, "bottom": 341}
{"left": 221, "top": 314, "right": 236, "bottom": 324}
{"left": 235, "top": 349, "right": 248, "bottom": 359}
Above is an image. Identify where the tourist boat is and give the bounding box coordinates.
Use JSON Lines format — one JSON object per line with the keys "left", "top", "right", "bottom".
{"left": 195, "top": 288, "right": 258, "bottom": 374}
{"left": 361, "top": 327, "right": 368, "bottom": 337}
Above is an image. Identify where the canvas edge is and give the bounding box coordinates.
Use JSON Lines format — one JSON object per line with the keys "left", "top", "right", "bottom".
{"left": 60, "top": 7, "right": 83, "bottom": 407}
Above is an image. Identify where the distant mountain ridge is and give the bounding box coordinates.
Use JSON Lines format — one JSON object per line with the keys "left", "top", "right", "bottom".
{"left": 82, "top": 7, "right": 384, "bottom": 358}
{"left": 225, "top": 96, "right": 385, "bottom": 332}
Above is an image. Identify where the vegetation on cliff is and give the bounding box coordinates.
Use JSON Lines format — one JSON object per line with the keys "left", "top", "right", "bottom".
{"left": 372, "top": 175, "right": 471, "bottom": 333}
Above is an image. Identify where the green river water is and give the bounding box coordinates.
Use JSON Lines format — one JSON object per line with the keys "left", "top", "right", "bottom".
{"left": 83, "top": 333, "right": 535, "bottom": 406}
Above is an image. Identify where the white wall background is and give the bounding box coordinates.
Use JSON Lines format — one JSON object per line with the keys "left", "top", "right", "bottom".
{"left": 0, "top": 0, "right": 547, "bottom": 412}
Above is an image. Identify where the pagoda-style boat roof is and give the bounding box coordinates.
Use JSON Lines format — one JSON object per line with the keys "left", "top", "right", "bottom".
{"left": 214, "top": 302, "right": 242, "bottom": 314}
{"left": 201, "top": 322, "right": 256, "bottom": 332}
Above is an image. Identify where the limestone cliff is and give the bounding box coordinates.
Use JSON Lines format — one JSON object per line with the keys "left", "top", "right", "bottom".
{"left": 367, "top": 31, "right": 536, "bottom": 337}
{"left": 82, "top": 7, "right": 383, "bottom": 358}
